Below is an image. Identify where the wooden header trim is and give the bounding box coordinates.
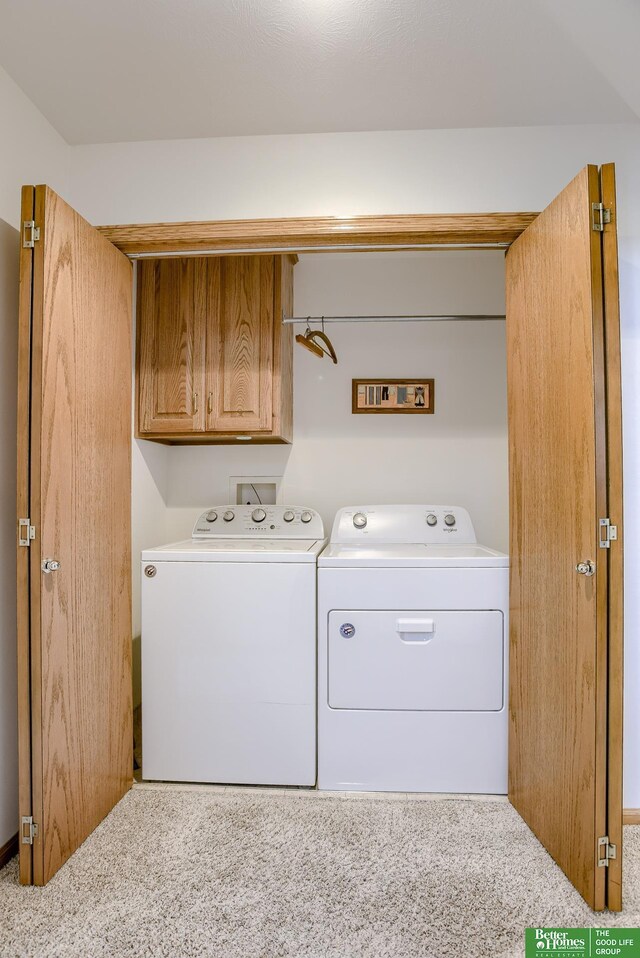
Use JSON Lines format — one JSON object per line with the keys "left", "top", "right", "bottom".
{"left": 97, "top": 212, "right": 539, "bottom": 256}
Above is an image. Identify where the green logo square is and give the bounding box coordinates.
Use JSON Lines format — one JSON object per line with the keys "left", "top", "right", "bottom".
{"left": 525, "top": 929, "right": 640, "bottom": 958}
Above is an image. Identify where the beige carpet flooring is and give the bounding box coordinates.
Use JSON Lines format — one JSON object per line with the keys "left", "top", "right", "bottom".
{"left": 0, "top": 785, "right": 638, "bottom": 958}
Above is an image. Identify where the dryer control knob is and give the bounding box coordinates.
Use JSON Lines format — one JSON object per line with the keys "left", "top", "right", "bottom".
{"left": 301, "top": 511, "right": 313, "bottom": 523}
{"left": 353, "top": 513, "right": 367, "bottom": 529}
{"left": 205, "top": 511, "right": 218, "bottom": 523}
{"left": 283, "top": 510, "right": 295, "bottom": 522}
{"left": 223, "top": 510, "right": 235, "bottom": 522}
{"left": 252, "top": 508, "right": 266, "bottom": 523}
{"left": 426, "top": 514, "right": 437, "bottom": 526}
{"left": 444, "top": 514, "right": 456, "bottom": 527}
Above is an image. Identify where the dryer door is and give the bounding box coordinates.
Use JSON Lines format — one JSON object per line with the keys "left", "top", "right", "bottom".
{"left": 328, "top": 610, "right": 504, "bottom": 711}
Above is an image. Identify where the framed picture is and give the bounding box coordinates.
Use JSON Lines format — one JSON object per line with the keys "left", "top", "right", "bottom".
{"left": 352, "top": 379, "right": 435, "bottom": 414}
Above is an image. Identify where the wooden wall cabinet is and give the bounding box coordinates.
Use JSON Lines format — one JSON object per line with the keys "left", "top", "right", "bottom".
{"left": 136, "top": 254, "right": 295, "bottom": 443}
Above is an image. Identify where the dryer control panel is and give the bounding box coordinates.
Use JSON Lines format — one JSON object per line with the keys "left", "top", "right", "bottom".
{"left": 192, "top": 505, "right": 324, "bottom": 540}
{"left": 329, "top": 505, "right": 476, "bottom": 544}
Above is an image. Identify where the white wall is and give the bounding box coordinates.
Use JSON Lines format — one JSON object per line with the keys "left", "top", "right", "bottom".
{"left": 67, "top": 124, "right": 639, "bottom": 223}
{"left": 163, "top": 251, "right": 508, "bottom": 552}
{"left": 67, "top": 122, "right": 640, "bottom": 807}
{"left": 0, "top": 66, "right": 68, "bottom": 849}
{"left": 0, "top": 65, "right": 68, "bottom": 227}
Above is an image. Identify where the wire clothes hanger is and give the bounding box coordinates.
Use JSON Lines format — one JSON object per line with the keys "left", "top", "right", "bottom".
{"left": 295, "top": 318, "right": 338, "bottom": 364}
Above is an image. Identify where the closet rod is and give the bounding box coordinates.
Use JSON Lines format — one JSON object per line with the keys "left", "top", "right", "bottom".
{"left": 128, "top": 242, "right": 509, "bottom": 260}
{"left": 283, "top": 314, "right": 506, "bottom": 324}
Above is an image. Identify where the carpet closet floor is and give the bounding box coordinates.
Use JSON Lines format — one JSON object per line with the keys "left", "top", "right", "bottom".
{"left": 1, "top": 784, "right": 638, "bottom": 958}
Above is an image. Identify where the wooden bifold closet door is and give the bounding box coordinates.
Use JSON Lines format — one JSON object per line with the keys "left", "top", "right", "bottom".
{"left": 506, "top": 164, "right": 623, "bottom": 911}
{"left": 15, "top": 175, "right": 622, "bottom": 904}
{"left": 17, "top": 185, "right": 133, "bottom": 885}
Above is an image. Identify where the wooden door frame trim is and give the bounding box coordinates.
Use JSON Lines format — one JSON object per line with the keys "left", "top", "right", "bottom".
{"left": 601, "top": 163, "right": 624, "bottom": 910}
{"left": 17, "top": 185, "right": 35, "bottom": 886}
{"left": 97, "top": 212, "right": 539, "bottom": 256}
{"left": 29, "top": 186, "right": 47, "bottom": 886}
{"left": 587, "top": 164, "right": 609, "bottom": 912}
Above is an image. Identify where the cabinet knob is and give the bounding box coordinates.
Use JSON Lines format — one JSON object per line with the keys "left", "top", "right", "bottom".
{"left": 192, "top": 392, "right": 198, "bottom": 415}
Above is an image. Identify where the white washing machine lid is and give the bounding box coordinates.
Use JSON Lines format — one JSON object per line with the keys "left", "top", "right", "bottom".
{"left": 318, "top": 542, "right": 509, "bottom": 568}
{"left": 142, "top": 538, "right": 326, "bottom": 563}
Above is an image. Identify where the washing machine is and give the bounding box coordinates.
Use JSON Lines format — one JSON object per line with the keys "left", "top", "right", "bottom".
{"left": 317, "top": 505, "right": 508, "bottom": 793}
{"left": 141, "top": 505, "right": 325, "bottom": 786}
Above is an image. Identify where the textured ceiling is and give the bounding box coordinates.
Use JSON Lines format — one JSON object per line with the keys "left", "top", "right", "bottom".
{"left": 0, "top": 0, "right": 637, "bottom": 145}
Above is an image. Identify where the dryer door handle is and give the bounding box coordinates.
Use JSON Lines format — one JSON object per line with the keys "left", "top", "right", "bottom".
{"left": 396, "top": 618, "right": 435, "bottom": 642}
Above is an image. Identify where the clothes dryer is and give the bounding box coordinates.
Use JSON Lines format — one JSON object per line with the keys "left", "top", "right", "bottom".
{"left": 317, "top": 505, "right": 508, "bottom": 793}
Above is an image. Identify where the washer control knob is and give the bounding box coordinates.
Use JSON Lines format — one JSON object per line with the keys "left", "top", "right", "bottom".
{"left": 301, "top": 511, "right": 313, "bottom": 523}
{"left": 283, "top": 510, "right": 295, "bottom": 522}
{"left": 353, "top": 513, "right": 367, "bottom": 529}
{"left": 251, "top": 508, "right": 266, "bottom": 523}
{"left": 444, "top": 514, "right": 456, "bottom": 527}
{"left": 426, "top": 514, "right": 438, "bottom": 527}
{"left": 223, "top": 510, "right": 235, "bottom": 522}
{"left": 205, "top": 510, "right": 218, "bottom": 523}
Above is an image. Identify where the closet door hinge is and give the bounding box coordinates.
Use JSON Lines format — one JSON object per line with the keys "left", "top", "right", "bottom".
{"left": 18, "top": 518, "right": 35, "bottom": 547}
{"left": 599, "top": 517, "right": 618, "bottom": 549}
{"left": 21, "top": 816, "right": 39, "bottom": 845}
{"left": 22, "top": 220, "right": 41, "bottom": 248}
{"left": 597, "top": 835, "right": 617, "bottom": 867}
{"left": 592, "top": 203, "right": 611, "bottom": 232}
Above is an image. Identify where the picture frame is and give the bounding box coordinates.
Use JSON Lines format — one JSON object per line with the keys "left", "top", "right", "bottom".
{"left": 352, "top": 379, "right": 435, "bottom": 414}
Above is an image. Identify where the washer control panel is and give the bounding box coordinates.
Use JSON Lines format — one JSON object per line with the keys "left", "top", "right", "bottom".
{"left": 192, "top": 505, "right": 324, "bottom": 539}
{"left": 331, "top": 505, "right": 476, "bottom": 544}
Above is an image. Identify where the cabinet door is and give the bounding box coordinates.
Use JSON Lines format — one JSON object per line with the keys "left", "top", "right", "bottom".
{"left": 137, "top": 258, "right": 206, "bottom": 434}
{"left": 206, "top": 256, "right": 274, "bottom": 433}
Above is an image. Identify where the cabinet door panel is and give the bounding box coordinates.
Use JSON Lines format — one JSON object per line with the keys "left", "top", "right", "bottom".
{"left": 137, "top": 259, "right": 205, "bottom": 433}
{"left": 207, "top": 256, "right": 274, "bottom": 433}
